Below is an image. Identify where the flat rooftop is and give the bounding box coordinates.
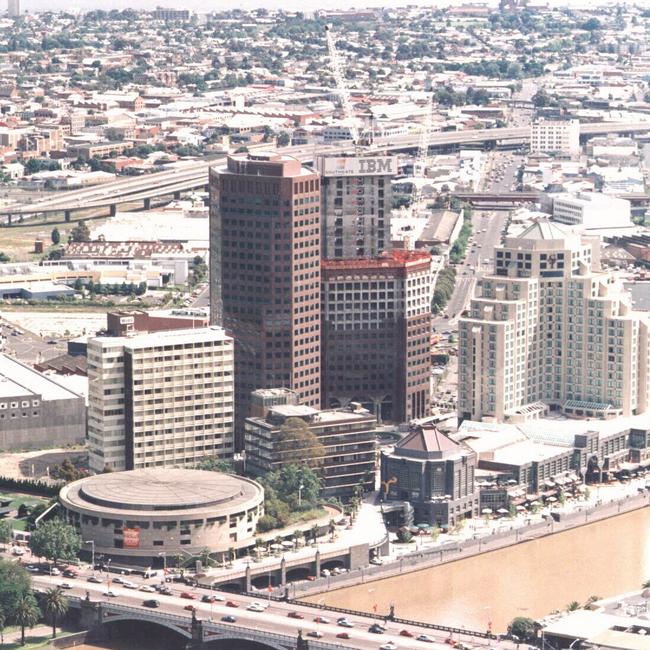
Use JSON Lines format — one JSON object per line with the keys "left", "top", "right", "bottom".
{"left": 92, "top": 326, "right": 231, "bottom": 349}
{"left": 0, "top": 354, "right": 83, "bottom": 401}
{"left": 62, "top": 469, "right": 263, "bottom": 514}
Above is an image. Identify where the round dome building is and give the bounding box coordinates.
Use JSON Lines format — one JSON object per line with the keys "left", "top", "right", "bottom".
{"left": 59, "top": 468, "right": 264, "bottom": 565}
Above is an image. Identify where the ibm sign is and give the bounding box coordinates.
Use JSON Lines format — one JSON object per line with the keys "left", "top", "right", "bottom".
{"left": 320, "top": 156, "right": 398, "bottom": 177}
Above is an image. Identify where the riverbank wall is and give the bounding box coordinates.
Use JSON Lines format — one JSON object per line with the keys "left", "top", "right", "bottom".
{"left": 293, "top": 490, "right": 650, "bottom": 600}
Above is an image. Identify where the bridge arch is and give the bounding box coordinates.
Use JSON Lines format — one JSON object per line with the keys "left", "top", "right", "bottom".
{"left": 204, "top": 638, "right": 286, "bottom": 650}
{"left": 285, "top": 567, "right": 311, "bottom": 582}
{"left": 98, "top": 618, "right": 190, "bottom": 648}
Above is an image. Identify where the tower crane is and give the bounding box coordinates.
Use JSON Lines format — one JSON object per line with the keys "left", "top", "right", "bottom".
{"left": 409, "top": 92, "right": 434, "bottom": 215}
{"left": 325, "top": 25, "right": 361, "bottom": 147}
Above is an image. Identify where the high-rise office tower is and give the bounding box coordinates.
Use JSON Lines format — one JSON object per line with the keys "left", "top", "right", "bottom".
{"left": 316, "top": 154, "right": 397, "bottom": 259}
{"left": 322, "top": 250, "right": 433, "bottom": 423}
{"left": 7, "top": 0, "right": 19, "bottom": 17}
{"left": 87, "top": 327, "right": 234, "bottom": 473}
{"left": 458, "top": 220, "right": 649, "bottom": 423}
{"left": 209, "top": 153, "right": 321, "bottom": 440}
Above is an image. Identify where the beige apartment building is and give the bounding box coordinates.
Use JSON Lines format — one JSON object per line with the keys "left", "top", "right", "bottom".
{"left": 88, "top": 327, "right": 234, "bottom": 473}
{"left": 458, "top": 221, "right": 649, "bottom": 423}
{"left": 530, "top": 118, "right": 580, "bottom": 157}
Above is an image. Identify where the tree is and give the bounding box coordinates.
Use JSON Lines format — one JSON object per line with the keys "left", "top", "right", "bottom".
{"left": 0, "top": 252, "right": 9, "bottom": 263}
{"left": 275, "top": 418, "right": 325, "bottom": 469}
{"left": 0, "top": 520, "right": 12, "bottom": 549}
{"left": 28, "top": 519, "right": 81, "bottom": 565}
{"left": 0, "top": 560, "right": 32, "bottom": 625}
{"left": 41, "top": 588, "right": 68, "bottom": 638}
{"left": 566, "top": 600, "right": 580, "bottom": 612}
{"left": 277, "top": 132, "right": 291, "bottom": 147}
{"left": 509, "top": 616, "right": 536, "bottom": 641}
{"left": 396, "top": 527, "right": 413, "bottom": 543}
{"left": 51, "top": 228, "right": 60, "bottom": 245}
{"left": 69, "top": 220, "right": 91, "bottom": 243}
{"left": 0, "top": 606, "right": 5, "bottom": 644}
{"left": 263, "top": 464, "right": 321, "bottom": 510}
{"left": 196, "top": 457, "right": 234, "bottom": 473}
{"left": 643, "top": 580, "right": 650, "bottom": 589}
{"left": 14, "top": 593, "right": 39, "bottom": 646}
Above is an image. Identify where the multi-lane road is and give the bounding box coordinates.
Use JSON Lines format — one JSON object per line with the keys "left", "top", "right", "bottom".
{"left": 29, "top": 571, "right": 493, "bottom": 650}
{"left": 2, "top": 121, "right": 649, "bottom": 218}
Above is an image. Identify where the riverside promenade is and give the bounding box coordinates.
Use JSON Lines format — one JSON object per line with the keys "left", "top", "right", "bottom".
{"left": 289, "top": 488, "right": 650, "bottom": 599}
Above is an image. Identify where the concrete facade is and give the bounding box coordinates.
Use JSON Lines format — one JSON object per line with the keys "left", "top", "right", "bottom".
{"left": 87, "top": 327, "right": 234, "bottom": 473}
{"left": 530, "top": 118, "right": 580, "bottom": 157}
{"left": 317, "top": 154, "right": 396, "bottom": 260}
{"left": 458, "top": 220, "right": 650, "bottom": 423}
{"left": 0, "top": 354, "right": 85, "bottom": 450}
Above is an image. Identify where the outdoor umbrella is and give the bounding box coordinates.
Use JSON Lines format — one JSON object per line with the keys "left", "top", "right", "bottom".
{"left": 497, "top": 508, "right": 509, "bottom": 515}
{"left": 481, "top": 508, "right": 492, "bottom": 514}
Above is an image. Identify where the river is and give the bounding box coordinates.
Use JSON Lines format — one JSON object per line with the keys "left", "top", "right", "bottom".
{"left": 306, "top": 507, "right": 650, "bottom": 633}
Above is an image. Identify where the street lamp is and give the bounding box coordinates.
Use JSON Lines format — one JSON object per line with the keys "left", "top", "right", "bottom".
{"left": 298, "top": 484, "right": 304, "bottom": 508}
{"left": 85, "top": 540, "right": 95, "bottom": 572}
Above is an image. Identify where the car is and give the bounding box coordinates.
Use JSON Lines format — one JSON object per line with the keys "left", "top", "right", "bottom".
{"left": 400, "top": 629, "right": 414, "bottom": 637}
{"left": 445, "top": 638, "right": 458, "bottom": 647}
{"left": 338, "top": 618, "right": 354, "bottom": 628}
{"left": 49, "top": 567, "right": 61, "bottom": 576}
{"left": 202, "top": 595, "right": 216, "bottom": 603}
{"left": 59, "top": 582, "right": 73, "bottom": 590}
{"left": 47, "top": 340, "right": 57, "bottom": 345}
{"left": 380, "top": 643, "right": 398, "bottom": 650}
{"left": 180, "top": 592, "right": 196, "bottom": 600}
{"left": 103, "top": 591, "right": 117, "bottom": 598}
{"left": 369, "top": 623, "right": 385, "bottom": 634}
{"left": 226, "top": 600, "right": 239, "bottom": 608}
{"left": 313, "top": 616, "right": 330, "bottom": 624}
{"left": 184, "top": 604, "right": 197, "bottom": 612}
{"left": 336, "top": 633, "right": 351, "bottom": 640}
{"left": 63, "top": 569, "right": 78, "bottom": 578}
{"left": 113, "top": 576, "right": 125, "bottom": 584}
{"left": 142, "top": 599, "right": 160, "bottom": 608}
{"left": 247, "top": 603, "right": 265, "bottom": 612}
{"left": 88, "top": 576, "right": 103, "bottom": 583}
{"left": 370, "top": 557, "right": 383, "bottom": 565}
{"left": 122, "top": 581, "right": 137, "bottom": 589}
{"left": 307, "top": 631, "right": 324, "bottom": 638}
{"left": 26, "top": 565, "right": 39, "bottom": 573}
{"left": 221, "top": 615, "right": 236, "bottom": 623}
{"left": 213, "top": 594, "right": 226, "bottom": 602}
{"left": 417, "top": 634, "right": 435, "bottom": 643}
{"left": 288, "top": 611, "right": 304, "bottom": 619}
{"left": 139, "top": 585, "right": 156, "bottom": 593}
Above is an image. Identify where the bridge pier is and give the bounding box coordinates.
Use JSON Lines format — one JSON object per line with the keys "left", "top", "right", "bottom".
{"left": 280, "top": 557, "right": 287, "bottom": 587}
{"left": 314, "top": 550, "right": 321, "bottom": 577}
{"left": 6, "top": 214, "right": 11, "bottom": 226}
{"left": 64, "top": 210, "right": 71, "bottom": 222}
{"left": 144, "top": 198, "right": 151, "bottom": 210}
{"left": 245, "top": 564, "right": 252, "bottom": 592}
{"left": 173, "top": 191, "right": 181, "bottom": 200}
{"left": 109, "top": 204, "right": 117, "bottom": 217}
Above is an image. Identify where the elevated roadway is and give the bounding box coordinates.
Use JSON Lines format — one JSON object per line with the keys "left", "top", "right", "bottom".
{"left": 3, "top": 121, "right": 649, "bottom": 218}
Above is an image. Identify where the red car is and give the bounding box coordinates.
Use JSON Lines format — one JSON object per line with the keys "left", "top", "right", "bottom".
{"left": 180, "top": 592, "right": 195, "bottom": 600}
{"left": 400, "top": 629, "right": 414, "bottom": 637}
{"left": 336, "top": 632, "right": 351, "bottom": 640}
{"left": 226, "top": 600, "right": 239, "bottom": 608}
{"left": 445, "top": 638, "right": 457, "bottom": 647}
{"left": 184, "top": 604, "right": 196, "bottom": 612}
{"left": 288, "top": 611, "right": 304, "bottom": 619}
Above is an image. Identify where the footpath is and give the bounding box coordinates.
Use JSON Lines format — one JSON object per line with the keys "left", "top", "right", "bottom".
{"left": 290, "top": 489, "right": 650, "bottom": 599}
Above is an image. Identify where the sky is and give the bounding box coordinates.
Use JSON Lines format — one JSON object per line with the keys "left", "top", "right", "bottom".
{"left": 14, "top": 0, "right": 622, "bottom": 14}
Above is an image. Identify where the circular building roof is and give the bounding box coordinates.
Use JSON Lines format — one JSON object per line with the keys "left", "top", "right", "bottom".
{"left": 60, "top": 468, "right": 263, "bottom": 515}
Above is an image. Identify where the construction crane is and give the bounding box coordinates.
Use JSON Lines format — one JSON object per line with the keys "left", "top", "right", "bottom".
{"left": 410, "top": 92, "right": 435, "bottom": 214}
{"left": 325, "top": 25, "right": 362, "bottom": 147}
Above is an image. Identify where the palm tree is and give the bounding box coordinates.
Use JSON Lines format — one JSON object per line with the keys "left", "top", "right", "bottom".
{"left": 42, "top": 587, "right": 69, "bottom": 639}
{"left": 15, "top": 594, "right": 39, "bottom": 646}
{"left": 643, "top": 580, "right": 650, "bottom": 589}
{"left": 566, "top": 600, "right": 580, "bottom": 612}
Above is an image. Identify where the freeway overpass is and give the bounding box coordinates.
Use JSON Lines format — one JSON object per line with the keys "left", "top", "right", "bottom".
{"left": 2, "top": 121, "right": 649, "bottom": 220}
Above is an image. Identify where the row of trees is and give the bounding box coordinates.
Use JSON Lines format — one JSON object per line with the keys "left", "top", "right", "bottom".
{"left": 450, "top": 207, "right": 473, "bottom": 264}
{"left": 431, "top": 266, "right": 456, "bottom": 316}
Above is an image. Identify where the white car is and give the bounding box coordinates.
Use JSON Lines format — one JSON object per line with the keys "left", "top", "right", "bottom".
{"left": 338, "top": 618, "right": 355, "bottom": 628}
{"left": 139, "top": 585, "right": 156, "bottom": 593}
{"left": 247, "top": 602, "right": 265, "bottom": 612}
{"left": 370, "top": 557, "right": 383, "bottom": 565}
{"left": 380, "top": 643, "right": 398, "bottom": 650}
{"left": 122, "top": 581, "right": 138, "bottom": 589}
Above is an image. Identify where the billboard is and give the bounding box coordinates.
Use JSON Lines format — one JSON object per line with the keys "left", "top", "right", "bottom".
{"left": 123, "top": 527, "right": 140, "bottom": 549}
{"left": 319, "top": 156, "right": 398, "bottom": 177}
